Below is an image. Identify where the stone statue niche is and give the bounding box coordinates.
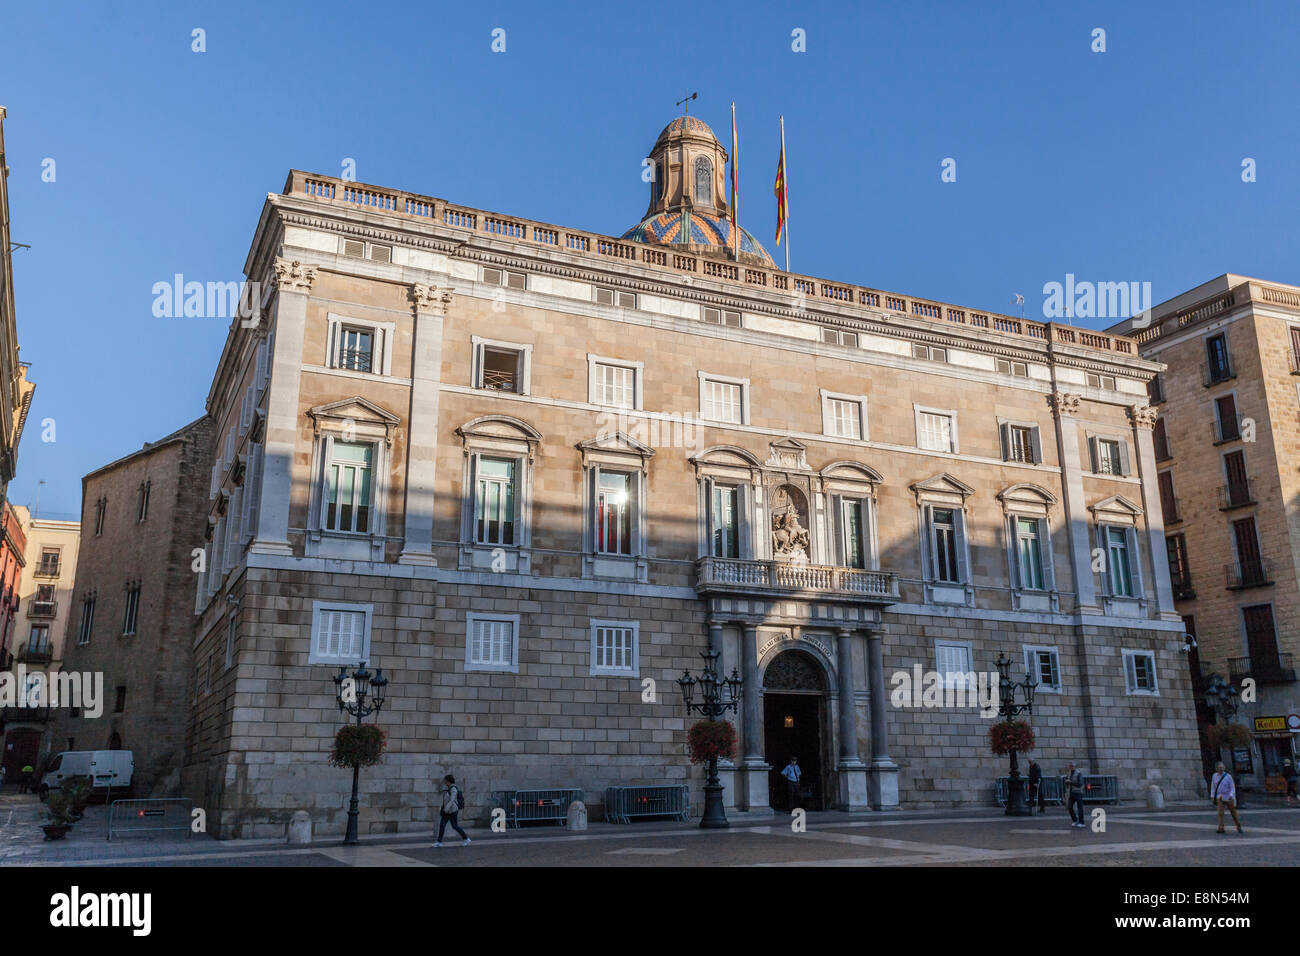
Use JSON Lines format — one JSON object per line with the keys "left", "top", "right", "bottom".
{"left": 770, "top": 484, "right": 811, "bottom": 565}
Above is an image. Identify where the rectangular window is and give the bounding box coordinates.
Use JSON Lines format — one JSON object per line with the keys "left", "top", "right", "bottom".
{"left": 1232, "top": 516, "right": 1266, "bottom": 586}
{"left": 1243, "top": 605, "right": 1282, "bottom": 679}
{"left": 1015, "top": 517, "right": 1045, "bottom": 590}
{"left": 912, "top": 344, "right": 948, "bottom": 363}
{"left": 997, "top": 358, "right": 1029, "bottom": 377}
{"left": 702, "top": 378, "right": 743, "bottom": 424}
{"left": 1206, "top": 333, "right": 1232, "bottom": 383}
{"left": 1223, "top": 450, "right": 1251, "bottom": 507}
{"left": 590, "top": 621, "right": 638, "bottom": 676}
{"left": 1024, "top": 646, "right": 1061, "bottom": 692}
{"left": 1124, "top": 650, "right": 1159, "bottom": 694}
{"left": 1094, "top": 438, "right": 1124, "bottom": 475}
{"left": 32, "top": 584, "right": 56, "bottom": 616}
{"left": 1086, "top": 372, "right": 1117, "bottom": 390}
{"left": 597, "top": 471, "right": 633, "bottom": 555}
{"left": 1147, "top": 374, "right": 1164, "bottom": 404}
{"left": 37, "top": 548, "right": 60, "bottom": 577}
{"left": 825, "top": 398, "right": 862, "bottom": 439}
{"left": 1106, "top": 527, "right": 1133, "bottom": 597}
{"left": 137, "top": 480, "right": 151, "bottom": 522}
{"left": 931, "top": 508, "right": 960, "bottom": 583}
{"left": 842, "top": 499, "right": 866, "bottom": 569}
{"left": 1153, "top": 418, "right": 1171, "bottom": 461}
{"left": 593, "top": 362, "right": 636, "bottom": 409}
{"left": 711, "top": 484, "right": 740, "bottom": 559}
{"left": 324, "top": 441, "right": 373, "bottom": 533}
{"left": 1003, "top": 424, "right": 1038, "bottom": 463}
{"left": 77, "top": 595, "right": 96, "bottom": 646}
{"left": 1166, "top": 533, "right": 1192, "bottom": 598}
{"left": 702, "top": 307, "right": 741, "bottom": 328}
{"left": 122, "top": 585, "right": 141, "bottom": 636}
{"left": 821, "top": 328, "right": 859, "bottom": 347}
{"left": 1215, "top": 394, "right": 1239, "bottom": 441}
{"left": 935, "top": 639, "right": 973, "bottom": 689}
{"left": 1158, "top": 470, "right": 1179, "bottom": 522}
{"left": 918, "top": 411, "right": 955, "bottom": 452}
{"left": 479, "top": 346, "right": 523, "bottom": 392}
{"left": 26, "top": 624, "right": 49, "bottom": 656}
{"left": 94, "top": 497, "right": 106, "bottom": 536}
{"left": 466, "top": 613, "right": 519, "bottom": 672}
{"left": 595, "top": 286, "right": 637, "bottom": 309}
{"left": 474, "top": 457, "right": 516, "bottom": 546}
{"left": 115, "top": 686, "right": 127, "bottom": 713}
{"left": 336, "top": 326, "right": 374, "bottom": 373}
{"left": 310, "top": 603, "right": 372, "bottom": 666}
{"left": 482, "top": 267, "right": 526, "bottom": 290}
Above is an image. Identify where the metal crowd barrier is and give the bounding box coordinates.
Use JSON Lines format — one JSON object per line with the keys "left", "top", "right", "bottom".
{"left": 604, "top": 785, "right": 690, "bottom": 824}
{"left": 1081, "top": 775, "right": 1119, "bottom": 804}
{"left": 995, "top": 774, "right": 1120, "bottom": 807}
{"left": 107, "top": 798, "right": 194, "bottom": 841}
{"left": 994, "top": 775, "right": 1064, "bottom": 807}
{"left": 490, "top": 789, "right": 582, "bottom": 828}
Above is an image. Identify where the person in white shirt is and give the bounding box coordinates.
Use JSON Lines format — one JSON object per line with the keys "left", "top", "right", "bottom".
{"left": 1210, "top": 761, "right": 1243, "bottom": 834}
{"left": 781, "top": 757, "right": 802, "bottom": 810}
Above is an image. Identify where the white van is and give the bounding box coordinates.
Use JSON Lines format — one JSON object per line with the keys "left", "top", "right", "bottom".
{"left": 39, "top": 750, "right": 134, "bottom": 799}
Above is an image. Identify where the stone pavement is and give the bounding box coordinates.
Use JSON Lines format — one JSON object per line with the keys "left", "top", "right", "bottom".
{"left": 4, "top": 787, "right": 1300, "bottom": 867}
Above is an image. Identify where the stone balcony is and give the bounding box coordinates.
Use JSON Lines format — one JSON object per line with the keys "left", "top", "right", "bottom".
{"left": 695, "top": 557, "right": 899, "bottom": 606}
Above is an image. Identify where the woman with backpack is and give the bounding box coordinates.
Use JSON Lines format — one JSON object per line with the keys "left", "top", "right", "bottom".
{"left": 434, "top": 774, "right": 470, "bottom": 847}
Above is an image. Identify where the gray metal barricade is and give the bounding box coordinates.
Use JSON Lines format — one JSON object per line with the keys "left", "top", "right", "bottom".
{"left": 604, "top": 785, "right": 690, "bottom": 824}
{"left": 995, "top": 775, "right": 1064, "bottom": 807}
{"left": 1081, "top": 774, "right": 1119, "bottom": 804}
{"left": 107, "top": 798, "right": 194, "bottom": 841}
{"left": 490, "top": 789, "right": 582, "bottom": 828}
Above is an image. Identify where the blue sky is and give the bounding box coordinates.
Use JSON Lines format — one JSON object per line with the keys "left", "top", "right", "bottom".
{"left": 2, "top": 0, "right": 1297, "bottom": 517}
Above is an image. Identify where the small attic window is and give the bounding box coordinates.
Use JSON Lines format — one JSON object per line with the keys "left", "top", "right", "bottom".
{"left": 694, "top": 157, "right": 712, "bottom": 205}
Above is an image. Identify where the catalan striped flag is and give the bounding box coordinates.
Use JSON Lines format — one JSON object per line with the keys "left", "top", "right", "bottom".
{"left": 774, "top": 116, "right": 788, "bottom": 249}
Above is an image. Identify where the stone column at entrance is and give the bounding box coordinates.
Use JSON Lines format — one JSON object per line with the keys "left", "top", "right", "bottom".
{"left": 738, "top": 623, "right": 771, "bottom": 813}
{"left": 835, "top": 628, "right": 869, "bottom": 811}
{"left": 866, "top": 626, "right": 900, "bottom": 810}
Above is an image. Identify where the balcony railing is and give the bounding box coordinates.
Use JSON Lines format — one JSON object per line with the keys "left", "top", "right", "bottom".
{"left": 16, "top": 641, "right": 51, "bottom": 663}
{"left": 1211, "top": 418, "right": 1241, "bottom": 444}
{"left": 695, "top": 557, "right": 899, "bottom": 603}
{"left": 33, "top": 562, "right": 60, "bottom": 578}
{"left": 1204, "top": 359, "right": 1235, "bottom": 387}
{"left": 1229, "top": 653, "right": 1296, "bottom": 685}
{"left": 27, "top": 600, "right": 56, "bottom": 618}
{"left": 1226, "top": 559, "right": 1272, "bottom": 590}
{"left": 1219, "top": 482, "right": 1255, "bottom": 510}
{"left": 1170, "top": 575, "right": 1196, "bottom": 601}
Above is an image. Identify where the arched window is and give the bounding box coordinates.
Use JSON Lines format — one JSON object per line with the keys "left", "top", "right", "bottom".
{"left": 694, "top": 157, "right": 712, "bottom": 205}
{"left": 652, "top": 161, "right": 663, "bottom": 203}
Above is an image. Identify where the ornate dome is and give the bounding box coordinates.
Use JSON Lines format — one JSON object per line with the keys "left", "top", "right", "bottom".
{"left": 623, "top": 210, "right": 774, "bottom": 266}
{"left": 654, "top": 116, "right": 717, "bottom": 147}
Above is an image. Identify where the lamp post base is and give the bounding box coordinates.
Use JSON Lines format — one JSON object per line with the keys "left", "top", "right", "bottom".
{"left": 343, "top": 764, "right": 361, "bottom": 844}
{"left": 699, "top": 782, "right": 730, "bottom": 829}
{"left": 1004, "top": 772, "right": 1032, "bottom": 817}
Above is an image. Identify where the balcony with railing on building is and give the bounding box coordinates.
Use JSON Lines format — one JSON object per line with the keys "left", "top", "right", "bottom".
{"left": 1229, "top": 653, "right": 1297, "bottom": 686}
{"left": 1226, "top": 557, "right": 1272, "bottom": 590}
{"left": 27, "top": 585, "right": 57, "bottom": 618}
{"left": 1211, "top": 416, "right": 1241, "bottom": 444}
{"left": 338, "top": 346, "right": 373, "bottom": 373}
{"left": 15, "top": 638, "right": 51, "bottom": 664}
{"left": 1219, "top": 479, "right": 1255, "bottom": 511}
{"left": 695, "top": 556, "right": 899, "bottom": 604}
{"left": 1169, "top": 569, "right": 1196, "bottom": 601}
{"left": 1203, "top": 344, "right": 1235, "bottom": 387}
{"left": 33, "top": 554, "right": 61, "bottom": 578}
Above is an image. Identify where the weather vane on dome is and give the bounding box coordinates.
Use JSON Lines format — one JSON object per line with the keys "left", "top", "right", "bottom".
{"left": 676, "top": 91, "right": 698, "bottom": 116}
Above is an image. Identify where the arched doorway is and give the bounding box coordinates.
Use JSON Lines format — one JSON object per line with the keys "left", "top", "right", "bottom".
{"left": 763, "top": 649, "right": 828, "bottom": 810}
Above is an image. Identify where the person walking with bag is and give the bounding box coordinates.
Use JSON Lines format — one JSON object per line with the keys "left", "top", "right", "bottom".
{"left": 434, "top": 773, "right": 470, "bottom": 847}
{"left": 1210, "top": 761, "right": 1243, "bottom": 834}
{"left": 1064, "top": 761, "right": 1086, "bottom": 828}
{"left": 1027, "top": 757, "right": 1043, "bottom": 815}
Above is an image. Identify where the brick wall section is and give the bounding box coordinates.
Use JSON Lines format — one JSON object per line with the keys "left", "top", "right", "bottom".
{"left": 51, "top": 416, "right": 215, "bottom": 794}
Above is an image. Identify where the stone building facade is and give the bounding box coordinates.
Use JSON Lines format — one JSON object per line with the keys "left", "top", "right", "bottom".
{"left": 1109, "top": 276, "right": 1300, "bottom": 791}
{"left": 184, "top": 117, "right": 1202, "bottom": 838}
{"left": 51, "top": 416, "right": 214, "bottom": 794}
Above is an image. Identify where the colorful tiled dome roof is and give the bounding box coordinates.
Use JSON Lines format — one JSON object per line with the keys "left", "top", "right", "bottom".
{"left": 654, "top": 116, "right": 717, "bottom": 147}
{"left": 623, "top": 209, "right": 775, "bottom": 266}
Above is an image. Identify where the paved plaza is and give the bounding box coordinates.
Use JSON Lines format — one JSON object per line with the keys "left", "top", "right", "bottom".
{"left": 3, "top": 789, "right": 1298, "bottom": 868}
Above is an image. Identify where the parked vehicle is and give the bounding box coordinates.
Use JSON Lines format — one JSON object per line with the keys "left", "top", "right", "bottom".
{"left": 38, "top": 750, "right": 133, "bottom": 800}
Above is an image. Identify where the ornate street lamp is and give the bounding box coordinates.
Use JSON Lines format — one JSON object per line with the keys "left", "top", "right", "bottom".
{"left": 995, "top": 652, "right": 1037, "bottom": 816}
{"left": 333, "top": 662, "right": 388, "bottom": 845}
{"left": 1202, "top": 672, "right": 1239, "bottom": 721}
{"left": 677, "top": 648, "right": 742, "bottom": 829}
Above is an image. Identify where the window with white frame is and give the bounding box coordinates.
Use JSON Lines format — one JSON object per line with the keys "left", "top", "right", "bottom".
{"left": 997, "top": 358, "right": 1029, "bottom": 377}
{"left": 1122, "top": 649, "right": 1159, "bottom": 695}
{"left": 929, "top": 507, "right": 962, "bottom": 583}
{"left": 590, "top": 620, "right": 638, "bottom": 676}
{"left": 821, "top": 390, "right": 866, "bottom": 440}
{"left": 474, "top": 457, "right": 516, "bottom": 546}
{"left": 935, "top": 639, "right": 974, "bottom": 690}
{"left": 1103, "top": 525, "right": 1135, "bottom": 597}
{"left": 596, "top": 471, "right": 634, "bottom": 555}
{"left": 121, "top": 583, "right": 141, "bottom": 636}
{"left": 326, "top": 314, "right": 395, "bottom": 376}
{"left": 323, "top": 441, "right": 374, "bottom": 533}
{"left": 1086, "top": 372, "right": 1117, "bottom": 390}
{"left": 465, "top": 613, "right": 519, "bottom": 672}
{"left": 700, "top": 375, "right": 746, "bottom": 424}
{"left": 916, "top": 408, "right": 957, "bottom": 453}
{"left": 589, "top": 357, "right": 641, "bottom": 409}
{"left": 711, "top": 484, "right": 741, "bottom": 558}
{"left": 309, "top": 601, "right": 372, "bottom": 667}
{"left": 77, "top": 594, "right": 96, "bottom": 646}
{"left": 1000, "top": 423, "right": 1041, "bottom": 464}
{"left": 702, "top": 307, "right": 742, "bottom": 328}
{"left": 912, "top": 344, "right": 948, "bottom": 363}
{"left": 1089, "top": 436, "right": 1129, "bottom": 476}
{"left": 1024, "top": 646, "right": 1061, "bottom": 692}
{"left": 473, "top": 338, "right": 530, "bottom": 394}
{"left": 839, "top": 497, "right": 868, "bottom": 569}
{"left": 1014, "top": 517, "right": 1045, "bottom": 590}
{"left": 595, "top": 286, "right": 637, "bottom": 309}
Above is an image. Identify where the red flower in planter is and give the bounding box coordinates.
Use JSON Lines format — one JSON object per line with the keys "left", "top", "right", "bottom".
{"left": 987, "top": 720, "right": 1035, "bottom": 756}
{"left": 687, "top": 719, "right": 738, "bottom": 765}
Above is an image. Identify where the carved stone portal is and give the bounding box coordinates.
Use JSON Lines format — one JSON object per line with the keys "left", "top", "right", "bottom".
{"left": 771, "top": 484, "right": 811, "bottom": 564}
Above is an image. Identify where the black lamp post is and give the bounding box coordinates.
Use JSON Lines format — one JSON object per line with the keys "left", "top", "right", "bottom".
{"left": 677, "top": 648, "right": 742, "bottom": 829}
{"left": 995, "top": 652, "right": 1038, "bottom": 816}
{"left": 333, "top": 662, "right": 388, "bottom": 845}
{"left": 1202, "top": 672, "right": 1240, "bottom": 771}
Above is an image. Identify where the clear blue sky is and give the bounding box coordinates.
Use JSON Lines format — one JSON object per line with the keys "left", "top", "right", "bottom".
{"left": 2, "top": 0, "right": 1297, "bottom": 518}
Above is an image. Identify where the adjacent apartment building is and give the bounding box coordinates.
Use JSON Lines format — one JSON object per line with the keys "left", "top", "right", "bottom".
{"left": 0, "top": 505, "right": 79, "bottom": 775}
{"left": 1109, "top": 275, "right": 1300, "bottom": 791}
{"left": 184, "top": 115, "right": 1201, "bottom": 838}
{"left": 0, "top": 107, "right": 36, "bottom": 509}
{"left": 52, "top": 417, "right": 214, "bottom": 794}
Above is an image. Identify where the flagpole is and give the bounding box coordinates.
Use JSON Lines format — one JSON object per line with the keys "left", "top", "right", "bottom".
{"left": 731, "top": 102, "right": 739, "bottom": 262}
{"left": 780, "top": 115, "right": 789, "bottom": 273}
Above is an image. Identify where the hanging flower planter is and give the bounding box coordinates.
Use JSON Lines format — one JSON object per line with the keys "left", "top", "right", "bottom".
{"left": 329, "top": 724, "right": 387, "bottom": 769}
{"left": 988, "top": 719, "right": 1036, "bottom": 756}
{"left": 687, "top": 719, "right": 737, "bottom": 765}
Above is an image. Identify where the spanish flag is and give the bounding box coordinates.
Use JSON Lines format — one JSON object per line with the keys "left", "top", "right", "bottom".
{"left": 774, "top": 116, "right": 788, "bottom": 247}
{"left": 730, "top": 103, "right": 739, "bottom": 259}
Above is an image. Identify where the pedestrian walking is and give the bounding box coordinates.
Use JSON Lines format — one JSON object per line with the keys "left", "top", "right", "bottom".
{"left": 1064, "top": 761, "right": 1086, "bottom": 828}
{"left": 781, "top": 756, "right": 802, "bottom": 810}
{"left": 1210, "top": 762, "right": 1243, "bottom": 833}
{"left": 434, "top": 774, "right": 470, "bottom": 847}
{"left": 1026, "top": 757, "right": 1043, "bottom": 814}
{"left": 18, "top": 764, "right": 33, "bottom": 794}
{"left": 1282, "top": 758, "right": 1297, "bottom": 806}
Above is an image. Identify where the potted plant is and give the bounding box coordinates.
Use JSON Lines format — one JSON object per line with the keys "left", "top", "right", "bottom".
{"left": 42, "top": 790, "right": 73, "bottom": 840}
{"left": 64, "top": 776, "right": 92, "bottom": 821}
